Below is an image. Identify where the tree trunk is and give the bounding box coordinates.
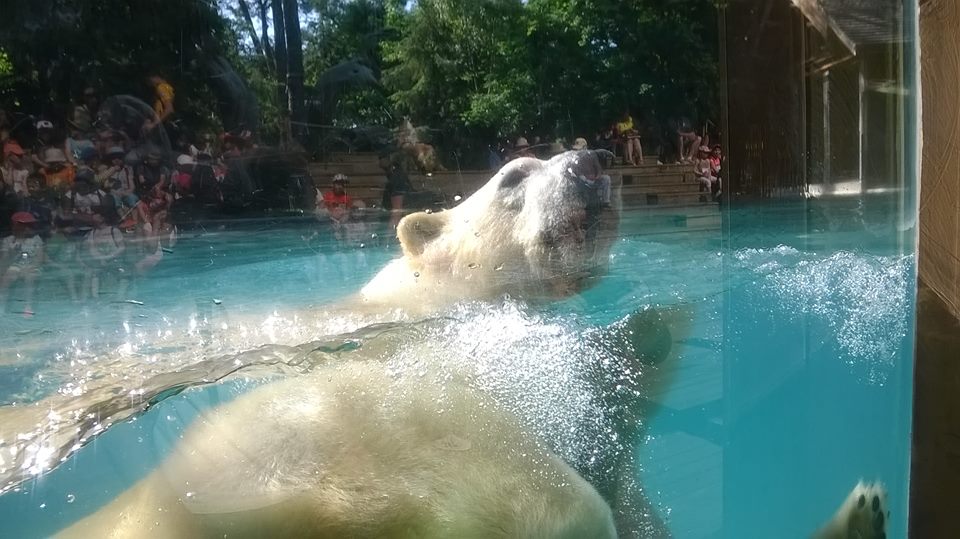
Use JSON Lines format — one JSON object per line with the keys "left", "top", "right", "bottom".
{"left": 256, "top": 0, "right": 275, "bottom": 72}
{"left": 282, "top": 0, "right": 306, "bottom": 145}
{"left": 272, "top": 0, "right": 289, "bottom": 142}
{"left": 236, "top": 0, "right": 265, "bottom": 59}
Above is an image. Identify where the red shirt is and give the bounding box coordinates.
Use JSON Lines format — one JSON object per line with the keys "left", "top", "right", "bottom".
{"left": 709, "top": 156, "right": 722, "bottom": 174}
{"left": 323, "top": 191, "right": 352, "bottom": 210}
{"left": 172, "top": 171, "right": 192, "bottom": 192}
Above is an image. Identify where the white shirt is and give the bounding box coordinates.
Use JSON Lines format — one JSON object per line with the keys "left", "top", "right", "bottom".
{"left": 1, "top": 165, "right": 28, "bottom": 195}
{"left": 2, "top": 235, "right": 43, "bottom": 265}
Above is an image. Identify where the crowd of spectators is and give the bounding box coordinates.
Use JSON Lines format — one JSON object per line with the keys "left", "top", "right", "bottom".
{"left": 486, "top": 110, "right": 723, "bottom": 201}
{"left": 0, "top": 79, "right": 259, "bottom": 315}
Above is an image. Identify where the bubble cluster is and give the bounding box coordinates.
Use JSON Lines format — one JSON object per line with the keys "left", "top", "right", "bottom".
{"left": 753, "top": 249, "right": 913, "bottom": 383}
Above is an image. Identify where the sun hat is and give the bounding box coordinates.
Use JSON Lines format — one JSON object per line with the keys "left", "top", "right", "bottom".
{"left": 547, "top": 141, "right": 566, "bottom": 155}
{"left": 571, "top": 137, "right": 589, "bottom": 151}
{"left": 515, "top": 137, "right": 530, "bottom": 149}
{"left": 3, "top": 141, "right": 25, "bottom": 157}
{"left": 11, "top": 211, "right": 37, "bottom": 224}
{"left": 36, "top": 120, "right": 54, "bottom": 130}
{"left": 176, "top": 154, "right": 196, "bottom": 166}
{"left": 332, "top": 173, "right": 349, "bottom": 184}
{"left": 43, "top": 148, "right": 68, "bottom": 164}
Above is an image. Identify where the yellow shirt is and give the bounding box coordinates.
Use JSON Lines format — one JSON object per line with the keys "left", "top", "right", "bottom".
{"left": 615, "top": 116, "right": 635, "bottom": 135}
{"left": 153, "top": 81, "right": 175, "bottom": 117}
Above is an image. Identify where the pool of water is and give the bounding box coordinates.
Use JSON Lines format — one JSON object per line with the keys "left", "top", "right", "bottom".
{"left": 0, "top": 199, "right": 915, "bottom": 537}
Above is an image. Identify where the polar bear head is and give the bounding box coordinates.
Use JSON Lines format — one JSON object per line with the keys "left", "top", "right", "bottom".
{"left": 361, "top": 151, "right": 620, "bottom": 309}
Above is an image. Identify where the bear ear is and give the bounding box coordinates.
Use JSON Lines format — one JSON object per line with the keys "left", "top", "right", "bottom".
{"left": 397, "top": 211, "right": 450, "bottom": 258}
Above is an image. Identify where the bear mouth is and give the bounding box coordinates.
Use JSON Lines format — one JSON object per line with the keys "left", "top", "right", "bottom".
{"left": 546, "top": 187, "right": 611, "bottom": 250}
{"left": 541, "top": 205, "right": 613, "bottom": 296}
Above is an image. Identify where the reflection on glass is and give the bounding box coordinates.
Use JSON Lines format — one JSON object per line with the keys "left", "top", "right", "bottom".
{"left": 0, "top": 1, "right": 916, "bottom": 537}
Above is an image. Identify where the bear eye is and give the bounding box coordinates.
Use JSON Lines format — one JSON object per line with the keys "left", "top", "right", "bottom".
{"left": 498, "top": 167, "right": 528, "bottom": 189}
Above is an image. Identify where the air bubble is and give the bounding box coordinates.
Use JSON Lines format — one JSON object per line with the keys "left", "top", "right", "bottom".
{"left": 66, "top": 494, "right": 75, "bottom": 503}
{"left": 413, "top": 272, "right": 420, "bottom": 278}
{"left": 494, "top": 263, "right": 504, "bottom": 271}
{"left": 468, "top": 263, "right": 480, "bottom": 269}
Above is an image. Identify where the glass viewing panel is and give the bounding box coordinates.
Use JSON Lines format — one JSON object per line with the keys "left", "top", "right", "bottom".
{"left": 0, "top": 1, "right": 918, "bottom": 537}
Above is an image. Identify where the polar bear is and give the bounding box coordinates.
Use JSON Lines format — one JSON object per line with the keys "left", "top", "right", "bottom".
{"left": 55, "top": 151, "right": 887, "bottom": 538}
{"left": 58, "top": 151, "right": 624, "bottom": 538}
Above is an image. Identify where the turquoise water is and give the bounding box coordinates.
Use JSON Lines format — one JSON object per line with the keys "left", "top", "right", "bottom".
{"left": 0, "top": 199, "right": 915, "bottom": 537}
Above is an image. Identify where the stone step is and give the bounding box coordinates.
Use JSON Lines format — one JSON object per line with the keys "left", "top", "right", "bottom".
{"left": 609, "top": 162, "right": 692, "bottom": 174}
{"left": 309, "top": 158, "right": 714, "bottom": 213}
{"left": 314, "top": 188, "right": 716, "bottom": 211}
{"left": 310, "top": 163, "right": 703, "bottom": 182}
{"left": 312, "top": 161, "right": 385, "bottom": 176}
{"left": 314, "top": 176, "right": 704, "bottom": 196}
{"left": 623, "top": 192, "right": 717, "bottom": 208}
{"left": 621, "top": 184, "right": 703, "bottom": 196}
{"left": 622, "top": 208, "right": 722, "bottom": 232}
{"left": 326, "top": 152, "right": 381, "bottom": 163}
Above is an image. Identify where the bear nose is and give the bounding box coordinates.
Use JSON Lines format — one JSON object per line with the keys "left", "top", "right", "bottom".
{"left": 563, "top": 151, "right": 604, "bottom": 182}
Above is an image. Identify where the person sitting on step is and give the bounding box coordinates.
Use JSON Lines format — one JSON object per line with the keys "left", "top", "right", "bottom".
{"left": 614, "top": 110, "right": 644, "bottom": 166}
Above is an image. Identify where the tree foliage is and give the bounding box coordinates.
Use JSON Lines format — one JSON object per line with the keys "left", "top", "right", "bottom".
{"left": 0, "top": 0, "right": 720, "bottom": 154}
{"left": 0, "top": 0, "right": 229, "bottom": 129}
{"left": 299, "top": 0, "right": 393, "bottom": 129}
{"left": 381, "top": 0, "right": 718, "bottom": 143}
{"left": 381, "top": 0, "right": 532, "bottom": 138}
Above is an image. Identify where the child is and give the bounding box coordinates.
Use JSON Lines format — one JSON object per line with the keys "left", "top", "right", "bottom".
{"left": 0, "top": 212, "right": 45, "bottom": 315}
{"left": 99, "top": 146, "right": 139, "bottom": 209}
{"left": 137, "top": 178, "right": 173, "bottom": 240}
{"left": 16, "top": 174, "right": 54, "bottom": 237}
{"left": 709, "top": 145, "right": 723, "bottom": 200}
{"left": 694, "top": 145, "right": 719, "bottom": 201}
{"left": 171, "top": 154, "right": 195, "bottom": 196}
{"left": 136, "top": 150, "right": 169, "bottom": 196}
{"left": 40, "top": 148, "right": 76, "bottom": 193}
{"left": 81, "top": 208, "right": 127, "bottom": 299}
{"left": 1, "top": 141, "right": 29, "bottom": 196}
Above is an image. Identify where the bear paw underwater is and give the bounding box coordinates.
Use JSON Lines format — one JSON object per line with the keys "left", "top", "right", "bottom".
{"left": 814, "top": 481, "right": 889, "bottom": 539}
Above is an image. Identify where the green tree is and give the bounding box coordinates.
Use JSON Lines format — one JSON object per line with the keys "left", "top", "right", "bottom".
{"left": 302, "top": 0, "right": 393, "bottom": 128}
{"left": 0, "top": 0, "right": 230, "bottom": 128}
{"left": 380, "top": 0, "right": 719, "bottom": 148}
{"left": 381, "top": 0, "right": 533, "bottom": 138}
{"left": 524, "top": 0, "right": 719, "bottom": 137}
